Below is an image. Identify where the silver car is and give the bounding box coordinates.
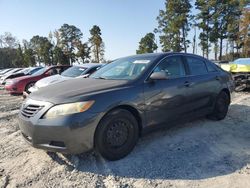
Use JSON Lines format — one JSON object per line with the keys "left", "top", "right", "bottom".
{"left": 28, "top": 63, "right": 103, "bottom": 93}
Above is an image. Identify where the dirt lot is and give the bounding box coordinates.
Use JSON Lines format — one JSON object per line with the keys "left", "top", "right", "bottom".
{"left": 0, "top": 88, "right": 250, "bottom": 188}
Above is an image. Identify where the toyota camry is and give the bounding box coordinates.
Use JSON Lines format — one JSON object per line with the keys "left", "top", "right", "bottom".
{"left": 18, "top": 53, "right": 234, "bottom": 161}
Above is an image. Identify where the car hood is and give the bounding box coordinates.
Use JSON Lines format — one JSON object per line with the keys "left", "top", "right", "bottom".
{"left": 29, "top": 78, "right": 129, "bottom": 104}
{"left": 14, "top": 75, "right": 35, "bottom": 81}
{"left": 35, "top": 74, "right": 71, "bottom": 88}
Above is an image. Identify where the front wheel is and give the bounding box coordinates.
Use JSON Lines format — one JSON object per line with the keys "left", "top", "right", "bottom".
{"left": 207, "top": 91, "right": 230, "bottom": 121}
{"left": 25, "top": 82, "right": 35, "bottom": 93}
{"left": 94, "top": 109, "right": 139, "bottom": 161}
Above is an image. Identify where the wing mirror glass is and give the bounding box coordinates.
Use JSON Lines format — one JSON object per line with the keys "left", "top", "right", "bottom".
{"left": 149, "top": 72, "right": 169, "bottom": 80}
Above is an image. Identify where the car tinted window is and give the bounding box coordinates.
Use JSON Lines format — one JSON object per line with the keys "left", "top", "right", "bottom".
{"left": 186, "top": 56, "right": 208, "bottom": 75}
{"left": 154, "top": 56, "right": 186, "bottom": 78}
{"left": 87, "top": 67, "right": 99, "bottom": 75}
{"left": 206, "top": 61, "right": 217, "bottom": 72}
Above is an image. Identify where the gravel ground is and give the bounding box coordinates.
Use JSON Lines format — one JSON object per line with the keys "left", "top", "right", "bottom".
{"left": 0, "top": 87, "right": 250, "bottom": 188}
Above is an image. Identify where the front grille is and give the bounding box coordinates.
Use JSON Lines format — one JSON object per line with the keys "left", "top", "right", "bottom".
{"left": 21, "top": 104, "right": 44, "bottom": 118}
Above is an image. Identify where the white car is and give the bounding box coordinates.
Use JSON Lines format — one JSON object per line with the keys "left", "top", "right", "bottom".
{"left": 28, "top": 63, "right": 103, "bottom": 94}
{"left": 0, "top": 68, "right": 22, "bottom": 84}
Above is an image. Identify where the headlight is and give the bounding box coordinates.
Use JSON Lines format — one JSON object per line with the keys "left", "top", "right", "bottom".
{"left": 6, "top": 79, "right": 18, "bottom": 85}
{"left": 43, "top": 101, "right": 95, "bottom": 119}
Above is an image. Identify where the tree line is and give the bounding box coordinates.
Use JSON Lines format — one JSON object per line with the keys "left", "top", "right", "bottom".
{"left": 137, "top": 0, "right": 250, "bottom": 61}
{"left": 0, "top": 24, "right": 105, "bottom": 68}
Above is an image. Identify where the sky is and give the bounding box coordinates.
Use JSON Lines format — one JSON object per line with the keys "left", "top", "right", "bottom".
{"left": 0, "top": 0, "right": 199, "bottom": 60}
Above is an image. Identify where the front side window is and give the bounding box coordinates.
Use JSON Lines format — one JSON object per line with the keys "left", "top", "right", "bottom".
{"left": 186, "top": 57, "right": 208, "bottom": 75}
{"left": 153, "top": 56, "right": 186, "bottom": 78}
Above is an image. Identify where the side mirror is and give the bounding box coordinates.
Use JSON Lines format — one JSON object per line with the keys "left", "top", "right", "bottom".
{"left": 149, "top": 71, "right": 168, "bottom": 80}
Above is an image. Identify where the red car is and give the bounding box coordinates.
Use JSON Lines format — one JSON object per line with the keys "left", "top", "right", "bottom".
{"left": 5, "top": 65, "right": 70, "bottom": 94}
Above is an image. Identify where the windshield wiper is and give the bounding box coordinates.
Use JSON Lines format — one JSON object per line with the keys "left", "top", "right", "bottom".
{"left": 95, "top": 76, "right": 107, "bottom": 80}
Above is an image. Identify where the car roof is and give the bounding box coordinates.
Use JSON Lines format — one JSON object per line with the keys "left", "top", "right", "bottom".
{"left": 74, "top": 63, "right": 104, "bottom": 68}
{"left": 118, "top": 52, "right": 208, "bottom": 59}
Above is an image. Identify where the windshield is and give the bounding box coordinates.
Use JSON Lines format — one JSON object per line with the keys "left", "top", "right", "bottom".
{"left": 61, "top": 66, "right": 87, "bottom": 77}
{"left": 29, "top": 67, "right": 42, "bottom": 75}
{"left": 90, "top": 56, "right": 156, "bottom": 80}
{"left": 32, "top": 67, "right": 46, "bottom": 76}
{"left": 17, "top": 68, "right": 29, "bottom": 74}
{"left": 232, "top": 58, "right": 250, "bottom": 65}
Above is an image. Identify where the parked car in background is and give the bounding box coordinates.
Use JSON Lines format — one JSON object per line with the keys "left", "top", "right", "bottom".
{"left": 0, "top": 68, "right": 13, "bottom": 77}
{"left": 0, "top": 68, "right": 23, "bottom": 82}
{"left": 5, "top": 65, "right": 70, "bottom": 94}
{"left": 212, "top": 60, "right": 229, "bottom": 66}
{"left": 18, "top": 53, "right": 234, "bottom": 161}
{"left": 0, "top": 68, "right": 21, "bottom": 78}
{"left": 220, "top": 58, "right": 250, "bottom": 91}
{"left": 27, "top": 63, "right": 103, "bottom": 95}
{"left": 0, "top": 67, "right": 42, "bottom": 85}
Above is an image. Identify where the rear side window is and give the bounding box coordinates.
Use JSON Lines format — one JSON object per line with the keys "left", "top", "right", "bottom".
{"left": 186, "top": 57, "right": 208, "bottom": 75}
{"left": 206, "top": 61, "right": 217, "bottom": 72}
{"left": 154, "top": 56, "right": 186, "bottom": 78}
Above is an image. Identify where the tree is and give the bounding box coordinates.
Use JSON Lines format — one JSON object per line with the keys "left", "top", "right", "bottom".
{"left": 136, "top": 33, "right": 158, "bottom": 54}
{"left": 58, "top": 24, "right": 83, "bottom": 64}
{"left": 76, "top": 41, "right": 90, "bottom": 63}
{"left": 13, "top": 44, "right": 25, "bottom": 67}
{"left": 53, "top": 46, "right": 69, "bottom": 65}
{"left": 23, "top": 40, "right": 36, "bottom": 67}
{"left": 195, "top": 0, "right": 212, "bottom": 58}
{"left": 0, "top": 32, "right": 18, "bottom": 48}
{"left": 89, "top": 25, "right": 105, "bottom": 63}
{"left": 239, "top": 8, "right": 250, "bottom": 57}
{"left": 156, "top": 0, "right": 192, "bottom": 52}
{"left": 30, "top": 35, "right": 53, "bottom": 65}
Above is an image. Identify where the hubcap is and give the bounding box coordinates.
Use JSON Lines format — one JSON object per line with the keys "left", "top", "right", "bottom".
{"left": 105, "top": 120, "right": 129, "bottom": 148}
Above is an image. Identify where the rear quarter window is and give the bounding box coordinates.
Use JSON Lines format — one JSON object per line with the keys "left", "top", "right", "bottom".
{"left": 186, "top": 56, "right": 208, "bottom": 75}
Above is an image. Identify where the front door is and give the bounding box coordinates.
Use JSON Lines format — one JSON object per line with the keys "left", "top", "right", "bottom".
{"left": 143, "top": 55, "right": 190, "bottom": 128}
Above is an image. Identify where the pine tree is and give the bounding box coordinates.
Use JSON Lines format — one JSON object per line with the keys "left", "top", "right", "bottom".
{"left": 136, "top": 33, "right": 158, "bottom": 54}
{"left": 156, "top": 0, "right": 192, "bottom": 52}
{"left": 89, "top": 25, "right": 105, "bottom": 63}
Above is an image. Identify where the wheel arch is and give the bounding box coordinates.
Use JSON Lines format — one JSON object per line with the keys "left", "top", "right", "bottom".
{"left": 93, "top": 104, "right": 143, "bottom": 147}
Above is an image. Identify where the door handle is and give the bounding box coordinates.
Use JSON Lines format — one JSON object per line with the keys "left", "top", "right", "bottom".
{"left": 184, "top": 81, "right": 190, "bottom": 87}
{"left": 215, "top": 76, "right": 221, "bottom": 81}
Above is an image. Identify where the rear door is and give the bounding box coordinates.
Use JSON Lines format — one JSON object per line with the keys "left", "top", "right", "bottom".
{"left": 183, "top": 55, "right": 221, "bottom": 113}
{"left": 144, "top": 55, "right": 191, "bottom": 127}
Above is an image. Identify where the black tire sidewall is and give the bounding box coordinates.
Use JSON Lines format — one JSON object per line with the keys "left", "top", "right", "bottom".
{"left": 214, "top": 91, "right": 230, "bottom": 120}
{"left": 25, "top": 82, "right": 35, "bottom": 92}
{"left": 95, "top": 109, "right": 139, "bottom": 161}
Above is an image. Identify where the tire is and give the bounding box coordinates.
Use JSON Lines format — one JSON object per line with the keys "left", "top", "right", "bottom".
{"left": 94, "top": 109, "right": 139, "bottom": 161}
{"left": 25, "top": 82, "right": 35, "bottom": 93}
{"left": 207, "top": 91, "right": 230, "bottom": 121}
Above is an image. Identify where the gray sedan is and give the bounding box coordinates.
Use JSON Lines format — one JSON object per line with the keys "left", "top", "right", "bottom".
{"left": 18, "top": 53, "right": 234, "bottom": 161}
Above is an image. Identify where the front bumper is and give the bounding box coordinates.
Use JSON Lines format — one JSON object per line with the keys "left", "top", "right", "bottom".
{"left": 18, "top": 99, "right": 102, "bottom": 154}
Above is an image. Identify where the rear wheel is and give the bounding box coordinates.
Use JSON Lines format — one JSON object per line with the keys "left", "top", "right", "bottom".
{"left": 207, "top": 91, "right": 230, "bottom": 120}
{"left": 94, "top": 109, "right": 139, "bottom": 161}
{"left": 25, "top": 82, "right": 35, "bottom": 93}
